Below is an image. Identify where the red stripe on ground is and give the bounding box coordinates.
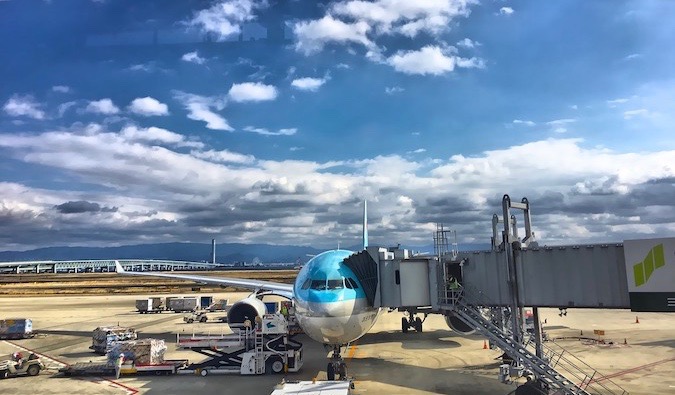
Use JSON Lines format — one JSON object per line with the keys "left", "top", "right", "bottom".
{"left": 593, "top": 357, "right": 675, "bottom": 382}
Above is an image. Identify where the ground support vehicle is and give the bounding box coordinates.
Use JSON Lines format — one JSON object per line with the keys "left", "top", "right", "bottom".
{"left": 176, "top": 313, "right": 303, "bottom": 376}
{"left": 0, "top": 356, "right": 45, "bottom": 379}
{"left": 183, "top": 311, "right": 209, "bottom": 324}
{"left": 59, "top": 359, "right": 188, "bottom": 377}
{"left": 0, "top": 318, "right": 33, "bottom": 340}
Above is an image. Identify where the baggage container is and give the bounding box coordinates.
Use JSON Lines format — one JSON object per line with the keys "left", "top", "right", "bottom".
{"left": 169, "top": 297, "right": 198, "bottom": 312}
{"left": 136, "top": 298, "right": 162, "bottom": 313}
{"left": 0, "top": 318, "right": 33, "bottom": 339}
{"left": 90, "top": 326, "right": 137, "bottom": 354}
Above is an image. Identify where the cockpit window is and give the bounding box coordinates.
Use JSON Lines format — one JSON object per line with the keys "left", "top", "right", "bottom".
{"left": 310, "top": 279, "right": 327, "bottom": 290}
{"left": 301, "top": 278, "right": 311, "bottom": 290}
{"left": 327, "top": 279, "right": 344, "bottom": 290}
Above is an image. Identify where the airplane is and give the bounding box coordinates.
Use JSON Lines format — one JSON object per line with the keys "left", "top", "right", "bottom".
{"left": 115, "top": 201, "right": 473, "bottom": 380}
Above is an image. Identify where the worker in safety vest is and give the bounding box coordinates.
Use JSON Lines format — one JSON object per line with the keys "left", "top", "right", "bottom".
{"left": 448, "top": 276, "right": 460, "bottom": 289}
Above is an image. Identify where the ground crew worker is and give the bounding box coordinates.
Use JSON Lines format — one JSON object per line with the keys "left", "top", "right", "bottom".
{"left": 448, "top": 276, "right": 460, "bottom": 289}
{"left": 115, "top": 353, "right": 124, "bottom": 379}
{"left": 280, "top": 303, "right": 289, "bottom": 318}
{"left": 255, "top": 315, "right": 263, "bottom": 331}
{"left": 243, "top": 316, "right": 252, "bottom": 331}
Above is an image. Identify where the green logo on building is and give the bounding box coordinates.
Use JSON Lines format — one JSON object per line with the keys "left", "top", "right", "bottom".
{"left": 633, "top": 244, "right": 665, "bottom": 287}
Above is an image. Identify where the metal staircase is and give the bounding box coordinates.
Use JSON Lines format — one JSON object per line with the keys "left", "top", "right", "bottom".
{"left": 439, "top": 286, "right": 628, "bottom": 395}
{"left": 254, "top": 330, "right": 265, "bottom": 374}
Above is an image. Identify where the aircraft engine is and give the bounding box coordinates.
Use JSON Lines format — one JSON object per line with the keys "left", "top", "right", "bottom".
{"left": 444, "top": 312, "right": 476, "bottom": 335}
{"left": 226, "top": 296, "right": 266, "bottom": 330}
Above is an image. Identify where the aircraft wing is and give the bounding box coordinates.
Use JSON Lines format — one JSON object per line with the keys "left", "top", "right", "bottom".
{"left": 115, "top": 261, "right": 294, "bottom": 296}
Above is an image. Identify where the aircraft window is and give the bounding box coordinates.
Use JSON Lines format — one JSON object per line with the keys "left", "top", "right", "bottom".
{"left": 301, "top": 279, "right": 311, "bottom": 290}
{"left": 310, "top": 279, "right": 327, "bottom": 290}
{"left": 346, "top": 278, "right": 359, "bottom": 289}
{"left": 327, "top": 279, "right": 344, "bottom": 290}
{"left": 345, "top": 278, "right": 353, "bottom": 289}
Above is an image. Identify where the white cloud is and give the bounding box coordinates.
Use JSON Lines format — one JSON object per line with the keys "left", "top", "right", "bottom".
{"left": 385, "top": 86, "right": 405, "bottom": 95}
{"left": 289, "top": 146, "right": 304, "bottom": 151}
{"left": 181, "top": 51, "right": 206, "bottom": 65}
{"left": 607, "top": 98, "right": 629, "bottom": 107}
{"left": 499, "top": 7, "right": 514, "bottom": 15}
{"left": 291, "top": 77, "right": 329, "bottom": 92}
{"left": 3, "top": 95, "right": 46, "bottom": 119}
{"left": 1, "top": 128, "right": 675, "bottom": 248}
{"left": 52, "top": 85, "right": 71, "bottom": 93}
{"left": 244, "top": 126, "right": 297, "bottom": 136}
{"left": 228, "top": 82, "right": 278, "bottom": 102}
{"left": 188, "top": 0, "right": 266, "bottom": 40}
{"left": 546, "top": 118, "right": 576, "bottom": 126}
{"left": 408, "top": 148, "right": 426, "bottom": 154}
{"left": 57, "top": 101, "right": 77, "bottom": 117}
{"left": 85, "top": 98, "right": 120, "bottom": 115}
{"left": 512, "top": 119, "right": 535, "bottom": 126}
{"left": 336, "top": 63, "right": 351, "bottom": 69}
{"left": 293, "top": 15, "right": 374, "bottom": 55}
{"left": 624, "top": 53, "right": 642, "bottom": 61}
{"left": 128, "top": 97, "right": 169, "bottom": 117}
{"left": 570, "top": 105, "right": 578, "bottom": 110}
{"left": 173, "top": 91, "right": 232, "bottom": 131}
{"left": 191, "top": 149, "right": 255, "bottom": 164}
{"left": 623, "top": 109, "right": 650, "bottom": 120}
{"left": 120, "top": 125, "right": 203, "bottom": 148}
{"left": 387, "top": 45, "right": 484, "bottom": 75}
{"left": 330, "top": 0, "right": 472, "bottom": 37}
{"left": 456, "top": 38, "right": 479, "bottom": 48}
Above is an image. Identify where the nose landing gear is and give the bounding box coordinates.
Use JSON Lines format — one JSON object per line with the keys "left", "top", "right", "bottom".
{"left": 326, "top": 344, "right": 347, "bottom": 381}
{"left": 402, "top": 311, "right": 425, "bottom": 333}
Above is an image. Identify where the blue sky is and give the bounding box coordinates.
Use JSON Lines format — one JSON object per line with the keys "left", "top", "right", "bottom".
{"left": 1, "top": 0, "right": 674, "bottom": 250}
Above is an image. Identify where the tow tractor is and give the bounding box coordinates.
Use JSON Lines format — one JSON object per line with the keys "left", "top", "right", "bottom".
{"left": 177, "top": 313, "right": 303, "bottom": 376}
{"left": 0, "top": 353, "right": 45, "bottom": 379}
{"left": 183, "top": 311, "right": 209, "bottom": 324}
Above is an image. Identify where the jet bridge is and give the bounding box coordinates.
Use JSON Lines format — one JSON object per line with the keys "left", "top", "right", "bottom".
{"left": 350, "top": 194, "right": 674, "bottom": 394}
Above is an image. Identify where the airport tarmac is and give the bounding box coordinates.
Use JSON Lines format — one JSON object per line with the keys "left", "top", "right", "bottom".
{"left": 0, "top": 293, "right": 674, "bottom": 395}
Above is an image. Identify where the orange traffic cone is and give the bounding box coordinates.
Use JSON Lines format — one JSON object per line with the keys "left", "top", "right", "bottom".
{"left": 483, "top": 340, "right": 488, "bottom": 350}
{"left": 635, "top": 316, "right": 640, "bottom": 324}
